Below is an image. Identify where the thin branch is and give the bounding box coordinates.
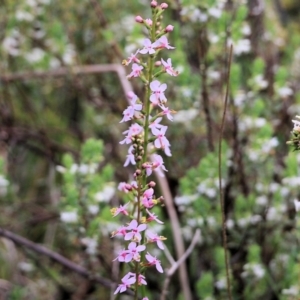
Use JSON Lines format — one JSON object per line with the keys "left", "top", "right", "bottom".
{"left": 160, "top": 229, "right": 201, "bottom": 300}
{"left": 0, "top": 64, "right": 132, "bottom": 98}
{"left": 218, "top": 44, "right": 233, "bottom": 300}
{"left": 0, "top": 227, "right": 134, "bottom": 296}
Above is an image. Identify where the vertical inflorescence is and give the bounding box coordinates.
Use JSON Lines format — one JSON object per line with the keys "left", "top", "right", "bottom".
{"left": 110, "top": 1, "right": 178, "bottom": 299}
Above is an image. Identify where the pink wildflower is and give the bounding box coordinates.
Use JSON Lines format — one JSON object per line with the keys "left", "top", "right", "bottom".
{"left": 118, "top": 182, "right": 132, "bottom": 193}
{"left": 112, "top": 203, "right": 129, "bottom": 217}
{"left": 124, "top": 145, "right": 136, "bottom": 167}
{"left": 111, "top": 225, "right": 127, "bottom": 238}
{"left": 147, "top": 231, "right": 165, "bottom": 249}
{"left": 120, "top": 123, "right": 143, "bottom": 144}
{"left": 150, "top": 80, "right": 167, "bottom": 105}
{"left": 161, "top": 58, "right": 178, "bottom": 76}
{"left": 139, "top": 38, "right": 156, "bottom": 55}
{"left": 113, "top": 248, "right": 129, "bottom": 262}
{"left": 114, "top": 272, "right": 136, "bottom": 294}
{"left": 136, "top": 274, "right": 147, "bottom": 286}
{"left": 142, "top": 188, "right": 155, "bottom": 208}
{"left": 120, "top": 96, "right": 142, "bottom": 123}
{"left": 128, "top": 63, "right": 143, "bottom": 78}
{"left": 153, "top": 36, "right": 174, "bottom": 50}
{"left": 160, "top": 3, "right": 168, "bottom": 9}
{"left": 159, "top": 104, "right": 174, "bottom": 121}
{"left": 146, "top": 209, "right": 164, "bottom": 224}
{"left": 125, "top": 242, "right": 146, "bottom": 262}
{"left": 152, "top": 154, "right": 167, "bottom": 176}
{"left": 125, "top": 220, "right": 147, "bottom": 242}
{"left": 152, "top": 125, "right": 170, "bottom": 150}
{"left": 145, "top": 252, "right": 164, "bottom": 273}
{"left": 123, "top": 50, "right": 140, "bottom": 66}
{"left": 149, "top": 117, "right": 164, "bottom": 134}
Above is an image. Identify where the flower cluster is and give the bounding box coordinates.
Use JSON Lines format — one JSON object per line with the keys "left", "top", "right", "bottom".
{"left": 287, "top": 116, "right": 300, "bottom": 151}
{"left": 111, "top": 1, "right": 178, "bottom": 298}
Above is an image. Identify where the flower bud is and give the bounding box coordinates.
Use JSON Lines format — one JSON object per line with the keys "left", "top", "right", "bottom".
{"left": 136, "top": 155, "right": 142, "bottom": 161}
{"left": 125, "top": 183, "right": 132, "bottom": 191}
{"left": 145, "top": 19, "right": 153, "bottom": 26}
{"left": 155, "top": 61, "right": 162, "bottom": 67}
{"left": 148, "top": 181, "right": 156, "bottom": 188}
{"left": 135, "top": 169, "right": 142, "bottom": 176}
{"left": 160, "top": 3, "right": 168, "bottom": 9}
{"left": 151, "top": 0, "right": 157, "bottom": 7}
{"left": 135, "top": 16, "right": 144, "bottom": 23}
{"left": 165, "top": 25, "right": 174, "bottom": 32}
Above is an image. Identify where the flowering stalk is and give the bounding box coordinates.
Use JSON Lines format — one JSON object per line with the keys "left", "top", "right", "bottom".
{"left": 111, "top": 2, "right": 178, "bottom": 299}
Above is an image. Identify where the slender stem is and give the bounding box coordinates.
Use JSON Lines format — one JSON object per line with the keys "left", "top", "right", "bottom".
{"left": 218, "top": 44, "right": 233, "bottom": 300}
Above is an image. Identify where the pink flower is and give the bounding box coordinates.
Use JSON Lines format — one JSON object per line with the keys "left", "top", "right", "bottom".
{"left": 146, "top": 209, "right": 164, "bottom": 224}
{"left": 147, "top": 231, "right": 165, "bottom": 249}
{"left": 136, "top": 274, "right": 147, "bottom": 286}
{"left": 125, "top": 220, "right": 147, "bottom": 242}
{"left": 113, "top": 248, "right": 129, "bottom": 262}
{"left": 128, "top": 63, "right": 143, "bottom": 78}
{"left": 149, "top": 117, "right": 164, "bottom": 134}
{"left": 160, "top": 3, "right": 168, "bottom": 9}
{"left": 152, "top": 154, "right": 167, "bottom": 176}
{"left": 118, "top": 182, "right": 131, "bottom": 193}
{"left": 114, "top": 272, "right": 136, "bottom": 294}
{"left": 123, "top": 50, "right": 140, "bottom": 66}
{"left": 120, "top": 123, "right": 143, "bottom": 144}
{"left": 159, "top": 104, "right": 174, "bottom": 121}
{"left": 120, "top": 96, "right": 142, "bottom": 123}
{"left": 161, "top": 58, "right": 178, "bottom": 76}
{"left": 145, "top": 252, "right": 163, "bottom": 273}
{"left": 111, "top": 225, "right": 127, "bottom": 238}
{"left": 150, "top": 80, "right": 167, "bottom": 105}
{"left": 142, "top": 188, "right": 155, "bottom": 208}
{"left": 153, "top": 36, "right": 174, "bottom": 50}
{"left": 142, "top": 298, "right": 149, "bottom": 300}
{"left": 152, "top": 126, "right": 170, "bottom": 150}
{"left": 112, "top": 203, "right": 129, "bottom": 217}
{"left": 124, "top": 145, "right": 136, "bottom": 167}
{"left": 139, "top": 38, "right": 156, "bottom": 55}
{"left": 125, "top": 242, "right": 146, "bottom": 262}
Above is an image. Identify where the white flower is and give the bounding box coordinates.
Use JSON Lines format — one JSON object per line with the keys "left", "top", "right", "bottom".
{"left": 16, "top": 11, "right": 34, "bottom": 22}
{"left": 88, "top": 205, "right": 99, "bottom": 215}
{"left": 18, "top": 262, "right": 34, "bottom": 272}
{"left": 25, "top": 48, "right": 45, "bottom": 63}
{"left": 208, "top": 7, "right": 222, "bottom": 18}
{"left": 233, "top": 39, "right": 251, "bottom": 55}
{"left": 282, "top": 286, "right": 299, "bottom": 296}
{"left": 294, "top": 199, "right": 300, "bottom": 212}
{"left": 277, "top": 86, "right": 293, "bottom": 97}
{"left": 60, "top": 211, "right": 78, "bottom": 223}
{"left": 81, "top": 237, "right": 98, "bottom": 255}
{"left": 94, "top": 185, "right": 115, "bottom": 202}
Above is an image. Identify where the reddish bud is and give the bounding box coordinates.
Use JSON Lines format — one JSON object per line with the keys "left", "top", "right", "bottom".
{"left": 165, "top": 25, "right": 174, "bottom": 32}
{"left": 151, "top": 0, "right": 157, "bottom": 7}
{"left": 155, "top": 61, "right": 162, "bottom": 67}
{"left": 148, "top": 181, "right": 156, "bottom": 188}
{"left": 125, "top": 184, "right": 132, "bottom": 191}
{"left": 160, "top": 3, "right": 168, "bottom": 9}
{"left": 135, "top": 16, "right": 143, "bottom": 23}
